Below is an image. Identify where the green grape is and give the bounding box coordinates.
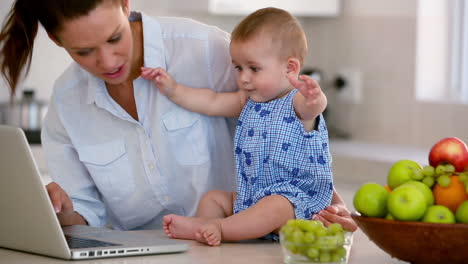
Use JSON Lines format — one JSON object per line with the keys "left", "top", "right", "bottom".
{"left": 285, "top": 242, "right": 297, "bottom": 253}
{"left": 411, "top": 168, "right": 424, "bottom": 181}
{"left": 445, "top": 164, "right": 455, "bottom": 173}
{"left": 413, "top": 170, "right": 425, "bottom": 181}
{"left": 422, "top": 165, "right": 435, "bottom": 177}
{"left": 286, "top": 219, "right": 298, "bottom": 228}
{"left": 315, "top": 226, "right": 328, "bottom": 237}
{"left": 315, "top": 236, "right": 338, "bottom": 249}
{"left": 303, "top": 232, "right": 316, "bottom": 244}
{"left": 319, "top": 251, "right": 331, "bottom": 263}
{"left": 334, "top": 233, "right": 345, "bottom": 247}
{"left": 334, "top": 246, "right": 347, "bottom": 258}
{"left": 422, "top": 176, "right": 435, "bottom": 188}
{"left": 280, "top": 225, "right": 293, "bottom": 235}
{"left": 437, "top": 175, "right": 451, "bottom": 187}
{"left": 306, "top": 247, "right": 319, "bottom": 259}
{"left": 328, "top": 223, "right": 343, "bottom": 234}
{"left": 292, "top": 230, "right": 305, "bottom": 244}
{"left": 435, "top": 164, "right": 446, "bottom": 175}
{"left": 459, "top": 173, "right": 468, "bottom": 183}
{"left": 281, "top": 226, "right": 295, "bottom": 241}
{"left": 331, "top": 252, "right": 342, "bottom": 262}
{"left": 296, "top": 245, "right": 309, "bottom": 255}
{"left": 299, "top": 219, "right": 323, "bottom": 232}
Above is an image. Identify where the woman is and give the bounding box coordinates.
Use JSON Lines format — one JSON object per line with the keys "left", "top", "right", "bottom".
{"left": 0, "top": 0, "right": 357, "bottom": 232}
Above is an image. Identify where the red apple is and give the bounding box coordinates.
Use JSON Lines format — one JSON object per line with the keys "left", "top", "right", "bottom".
{"left": 429, "top": 137, "right": 468, "bottom": 172}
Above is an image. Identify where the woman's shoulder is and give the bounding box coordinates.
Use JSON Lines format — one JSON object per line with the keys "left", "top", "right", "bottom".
{"left": 52, "top": 62, "right": 88, "bottom": 100}
{"left": 149, "top": 15, "right": 229, "bottom": 40}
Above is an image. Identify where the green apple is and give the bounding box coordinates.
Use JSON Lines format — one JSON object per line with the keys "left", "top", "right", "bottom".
{"left": 387, "top": 160, "right": 422, "bottom": 189}
{"left": 422, "top": 205, "right": 456, "bottom": 224}
{"left": 400, "top": 180, "right": 434, "bottom": 206}
{"left": 387, "top": 186, "right": 427, "bottom": 221}
{"left": 353, "top": 183, "right": 389, "bottom": 218}
{"left": 455, "top": 200, "right": 468, "bottom": 223}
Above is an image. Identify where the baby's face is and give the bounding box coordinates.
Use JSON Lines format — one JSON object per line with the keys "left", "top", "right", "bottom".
{"left": 230, "top": 35, "right": 291, "bottom": 103}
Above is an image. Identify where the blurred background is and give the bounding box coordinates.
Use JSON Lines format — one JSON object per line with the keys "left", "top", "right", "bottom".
{"left": 0, "top": 0, "right": 467, "bottom": 183}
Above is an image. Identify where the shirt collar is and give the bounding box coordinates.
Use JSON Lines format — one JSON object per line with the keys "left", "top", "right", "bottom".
{"left": 84, "top": 12, "right": 166, "bottom": 105}
{"left": 141, "top": 12, "right": 166, "bottom": 69}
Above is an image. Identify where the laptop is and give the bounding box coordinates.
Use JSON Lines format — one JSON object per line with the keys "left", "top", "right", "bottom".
{"left": 0, "top": 125, "right": 189, "bottom": 259}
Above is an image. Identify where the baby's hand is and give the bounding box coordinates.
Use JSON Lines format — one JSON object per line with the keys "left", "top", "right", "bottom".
{"left": 141, "top": 67, "right": 177, "bottom": 97}
{"left": 312, "top": 204, "right": 358, "bottom": 232}
{"left": 288, "top": 75, "right": 322, "bottom": 107}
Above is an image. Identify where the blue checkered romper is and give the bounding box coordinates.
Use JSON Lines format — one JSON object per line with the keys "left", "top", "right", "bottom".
{"left": 233, "top": 89, "right": 334, "bottom": 238}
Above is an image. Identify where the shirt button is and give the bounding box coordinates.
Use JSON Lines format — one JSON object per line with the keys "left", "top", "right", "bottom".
{"left": 164, "top": 196, "right": 170, "bottom": 202}
{"left": 148, "top": 163, "right": 155, "bottom": 170}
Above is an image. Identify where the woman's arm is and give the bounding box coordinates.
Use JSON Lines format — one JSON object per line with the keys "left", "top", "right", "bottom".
{"left": 141, "top": 67, "right": 247, "bottom": 117}
{"left": 41, "top": 92, "right": 107, "bottom": 227}
{"left": 312, "top": 188, "right": 358, "bottom": 232}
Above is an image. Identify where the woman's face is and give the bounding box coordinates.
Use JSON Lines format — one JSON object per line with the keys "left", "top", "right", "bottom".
{"left": 54, "top": 1, "right": 134, "bottom": 85}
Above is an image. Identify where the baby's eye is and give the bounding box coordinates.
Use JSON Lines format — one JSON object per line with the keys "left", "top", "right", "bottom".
{"left": 108, "top": 34, "right": 122, "bottom": 44}
{"left": 234, "top": 65, "right": 242, "bottom": 71}
{"left": 250, "top": 67, "right": 259, "bottom": 72}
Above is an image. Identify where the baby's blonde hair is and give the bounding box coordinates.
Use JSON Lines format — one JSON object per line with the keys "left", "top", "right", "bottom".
{"left": 231, "top": 7, "right": 308, "bottom": 66}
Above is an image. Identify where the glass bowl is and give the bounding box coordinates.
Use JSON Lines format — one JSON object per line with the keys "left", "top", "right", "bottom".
{"left": 279, "top": 225, "right": 353, "bottom": 264}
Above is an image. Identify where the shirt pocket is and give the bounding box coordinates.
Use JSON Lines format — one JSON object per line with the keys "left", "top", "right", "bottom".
{"left": 77, "top": 140, "right": 134, "bottom": 199}
{"left": 162, "top": 109, "right": 210, "bottom": 166}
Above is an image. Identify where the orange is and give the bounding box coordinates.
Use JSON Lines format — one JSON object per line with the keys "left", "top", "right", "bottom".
{"left": 433, "top": 175, "right": 468, "bottom": 213}
{"left": 384, "top": 185, "right": 392, "bottom": 193}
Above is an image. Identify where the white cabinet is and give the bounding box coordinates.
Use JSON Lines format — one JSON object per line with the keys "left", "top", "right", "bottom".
{"left": 167, "top": 0, "right": 340, "bottom": 17}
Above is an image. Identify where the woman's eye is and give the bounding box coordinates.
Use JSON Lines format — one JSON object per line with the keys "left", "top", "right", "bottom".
{"left": 109, "top": 35, "right": 122, "bottom": 43}
{"left": 76, "top": 49, "right": 92, "bottom": 56}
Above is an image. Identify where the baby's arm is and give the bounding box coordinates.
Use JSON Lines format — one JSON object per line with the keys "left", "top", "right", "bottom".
{"left": 141, "top": 67, "right": 247, "bottom": 117}
{"left": 289, "top": 75, "right": 327, "bottom": 129}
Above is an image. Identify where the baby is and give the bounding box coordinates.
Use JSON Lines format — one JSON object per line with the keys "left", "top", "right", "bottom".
{"left": 141, "top": 7, "right": 334, "bottom": 246}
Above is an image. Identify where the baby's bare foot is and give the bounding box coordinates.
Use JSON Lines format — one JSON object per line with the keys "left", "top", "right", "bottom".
{"left": 162, "top": 214, "right": 209, "bottom": 240}
{"left": 198, "top": 221, "right": 222, "bottom": 246}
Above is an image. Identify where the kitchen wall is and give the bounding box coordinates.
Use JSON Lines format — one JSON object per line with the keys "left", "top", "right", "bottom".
{"left": 305, "top": 0, "right": 468, "bottom": 149}
{"left": 1, "top": 0, "right": 466, "bottom": 149}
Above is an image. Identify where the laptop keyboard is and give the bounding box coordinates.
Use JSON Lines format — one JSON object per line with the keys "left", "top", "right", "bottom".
{"left": 65, "top": 235, "right": 122, "bottom": 249}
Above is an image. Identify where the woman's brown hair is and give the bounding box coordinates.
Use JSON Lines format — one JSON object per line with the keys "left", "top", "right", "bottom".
{"left": 0, "top": 0, "right": 121, "bottom": 96}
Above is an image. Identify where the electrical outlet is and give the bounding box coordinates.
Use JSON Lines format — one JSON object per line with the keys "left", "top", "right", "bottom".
{"left": 335, "top": 69, "right": 362, "bottom": 103}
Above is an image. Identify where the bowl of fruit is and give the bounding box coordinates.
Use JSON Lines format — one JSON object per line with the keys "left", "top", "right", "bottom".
{"left": 279, "top": 219, "right": 352, "bottom": 264}
{"left": 352, "top": 137, "right": 468, "bottom": 264}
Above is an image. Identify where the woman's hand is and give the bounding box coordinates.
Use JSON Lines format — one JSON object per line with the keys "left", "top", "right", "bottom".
{"left": 46, "top": 182, "right": 87, "bottom": 226}
{"left": 312, "top": 204, "right": 358, "bottom": 232}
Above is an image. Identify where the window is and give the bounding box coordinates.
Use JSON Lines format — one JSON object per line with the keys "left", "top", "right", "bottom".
{"left": 415, "top": 0, "right": 468, "bottom": 103}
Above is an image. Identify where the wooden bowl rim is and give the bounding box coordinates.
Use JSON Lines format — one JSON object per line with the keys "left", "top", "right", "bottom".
{"left": 351, "top": 211, "right": 468, "bottom": 229}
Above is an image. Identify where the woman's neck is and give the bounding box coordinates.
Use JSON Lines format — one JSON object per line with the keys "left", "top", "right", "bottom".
{"left": 128, "top": 20, "right": 144, "bottom": 82}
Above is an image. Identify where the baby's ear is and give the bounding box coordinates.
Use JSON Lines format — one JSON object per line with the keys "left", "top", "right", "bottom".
{"left": 286, "top": 57, "right": 301, "bottom": 77}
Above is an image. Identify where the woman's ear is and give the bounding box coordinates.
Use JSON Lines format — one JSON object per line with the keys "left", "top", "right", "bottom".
{"left": 47, "top": 32, "right": 62, "bottom": 47}
{"left": 286, "top": 57, "right": 301, "bottom": 77}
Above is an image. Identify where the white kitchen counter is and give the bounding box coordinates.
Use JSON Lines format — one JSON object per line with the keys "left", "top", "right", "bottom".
{"left": 0, "top": 182, "right": 408, "bottom": 264}
{"left": 0, "top": 227, "right": 408, "bottom": 264}
{"left": 21, "top": 145, "right": 411, "bottom": 263}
